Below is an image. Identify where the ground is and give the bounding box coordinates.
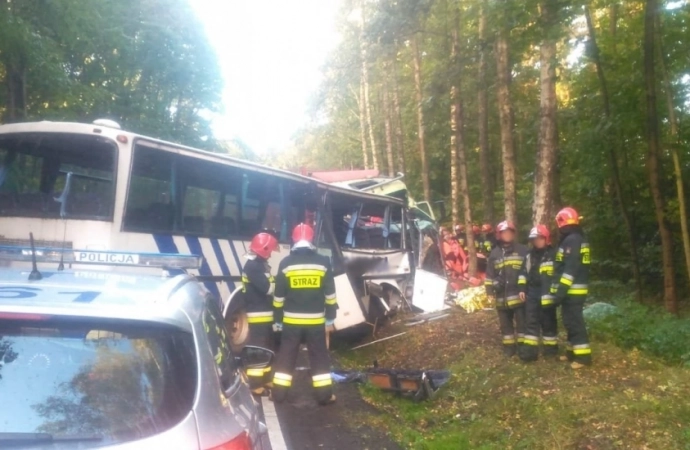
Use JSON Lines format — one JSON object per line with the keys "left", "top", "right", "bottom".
{"left": 332, "top": 308, "right": 690, "bottom": 450}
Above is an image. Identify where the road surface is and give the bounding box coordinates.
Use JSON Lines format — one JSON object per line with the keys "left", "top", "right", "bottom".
{"left": 256, "top": 349, "right": 401, "bottom": 450}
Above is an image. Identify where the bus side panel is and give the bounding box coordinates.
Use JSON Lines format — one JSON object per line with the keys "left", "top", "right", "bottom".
{"left": 333, "top": 273, "right": 366, "bottom": 330}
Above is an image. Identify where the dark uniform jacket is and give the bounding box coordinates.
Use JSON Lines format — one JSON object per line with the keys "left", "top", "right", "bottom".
{"left": 242, "top": 257, "right": 275, "bottom": 324}
{"left": 551, "top": 226, "right": 590, "bottom": 301}
{"left": 485, "top": 242, "right": 528, "bottom": 309}
{"left": 274, "top": 248, "right": 338, "bottom": 326}
{"left": 518, "top": 246, "right": 556, "bottom": 307}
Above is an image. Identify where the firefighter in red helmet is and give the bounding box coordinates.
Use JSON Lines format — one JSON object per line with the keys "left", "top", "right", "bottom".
{"left": 481, "top": 223, "right": 496, "bottom": 254}
{"left": 272, "top": 223, "right": 338, "bottom": 405}
{"left": 552, "top": 207, "right": 592, "bottom": 368}
{"left": 485, "top": 220, "right": 528, "bottom": 357}
{"left": 243, "top": 231, "right": 279, "bottom": 393}
{"left": 517, "top": 225, "right": 558, "bottom": 362}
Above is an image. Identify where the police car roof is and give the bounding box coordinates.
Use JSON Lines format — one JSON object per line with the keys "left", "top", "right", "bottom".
{"left": 0, "top": 268, "right": 199, "bottom": 331}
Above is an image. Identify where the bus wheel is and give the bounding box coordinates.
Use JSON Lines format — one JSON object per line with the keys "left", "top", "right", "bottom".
{"left": 226, "top": 308, "right": 250, "bottom": 352}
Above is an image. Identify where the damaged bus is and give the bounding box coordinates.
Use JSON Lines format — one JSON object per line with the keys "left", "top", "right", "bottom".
{"left": 0, "top": 120, "right": 447, "bottom": 348}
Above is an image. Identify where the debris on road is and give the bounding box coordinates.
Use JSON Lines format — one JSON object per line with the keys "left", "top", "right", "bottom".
{"left": 401, "top": 311, "right": 449, "bottom": 327}
{"left": 332, "top": 368, "right": 451, "bottom": 402}
{"left": 351, "top": 332, "right": 407, "bottom": 350}
{"left": 452, "top": 286, "right": 493, "bottom": 313}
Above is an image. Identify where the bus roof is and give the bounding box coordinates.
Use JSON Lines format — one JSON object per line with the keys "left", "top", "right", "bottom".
{"left": 0, "top": 120, "right": 405, "bottom": 206}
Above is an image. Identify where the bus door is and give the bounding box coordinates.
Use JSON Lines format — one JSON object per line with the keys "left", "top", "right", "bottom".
{"left": 316, "top": 193, "right": 366, "bottom": 331}
{"left": 410, "top": 219, "right": 448, "bottom": 312}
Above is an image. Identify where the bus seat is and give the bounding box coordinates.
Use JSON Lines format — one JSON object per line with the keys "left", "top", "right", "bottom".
{"left": 15, "top": 193, "right": 47, "bottom": 214}
{"left": 146, "top": 203, "right": 174, "bottom": 231}
{"left": 184, "top": 216, "right": 205, "bottom": 234}
{"left": 0, "top": 193, "right": 16, "bottom": 214}
{"left": 66, "top": 193, "right": 103, "bottom": 217}
{"left": 210, "top": 217, "right": 236, "bottom": 236}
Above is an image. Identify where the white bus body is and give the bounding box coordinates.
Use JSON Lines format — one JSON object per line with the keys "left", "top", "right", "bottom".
{"left": 0, "top": 121, "right": 447, "bottom": 347}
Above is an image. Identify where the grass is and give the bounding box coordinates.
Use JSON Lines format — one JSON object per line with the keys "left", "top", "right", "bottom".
{"left": 336, "top": 300, "right": 690, "bottom": 449}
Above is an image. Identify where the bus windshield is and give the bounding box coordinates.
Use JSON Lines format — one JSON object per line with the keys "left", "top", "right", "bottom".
{"left": 0, "top": 133, "right": 116, "bottom": 220}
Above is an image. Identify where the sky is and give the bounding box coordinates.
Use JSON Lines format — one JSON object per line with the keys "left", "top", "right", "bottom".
{"left": 190, "top": 0, "right": 342, "bottom": 154}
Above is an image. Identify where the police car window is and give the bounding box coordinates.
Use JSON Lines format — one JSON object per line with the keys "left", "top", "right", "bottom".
{"left": 202, "top": 296, "right": 235, "bottom": 391}
{"left": 0, "top": 317, "right": 197, "bottom": 446}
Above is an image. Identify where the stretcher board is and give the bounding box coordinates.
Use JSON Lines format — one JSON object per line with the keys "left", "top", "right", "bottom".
{"left": 412, "top": 269, "right": 449, "bottom": 312}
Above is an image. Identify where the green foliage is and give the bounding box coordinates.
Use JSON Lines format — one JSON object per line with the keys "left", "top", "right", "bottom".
{"left": 295, "top": 0, "right": 690, "bottom": 297}
{"left": 587, "top": 281, "right": 690, "bottom": 366}
{"left": 0, "top": 0, "right": 222, "bottom": 149}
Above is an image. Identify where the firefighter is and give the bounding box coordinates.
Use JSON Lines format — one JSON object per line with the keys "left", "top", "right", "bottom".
{"left": 272, "top": 223, "right": 338, "bottom": 405}
{"left": 552, "top": 207, "right": 592, "bottom": 368}
{"left": 485, "top": 221, "right": 528, "bottom": 357}
{"left": 454, "top": 224, "right": 466, "bottom": 250}
{"left": 481, "top": 223, "right": 496, "bottom": 254}
{"left": 517, "top": 225, "right": 558, "bottom": 362}
{"left": 471, "top": 225, "right": 482, "bottom": 253}
{"left": 243, "top": 231, "right": 279, "bottom": 394}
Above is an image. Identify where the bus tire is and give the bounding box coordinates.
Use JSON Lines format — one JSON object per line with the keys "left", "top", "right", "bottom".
{"left": 223, "top": 287, "right": 250, "bottom": 352}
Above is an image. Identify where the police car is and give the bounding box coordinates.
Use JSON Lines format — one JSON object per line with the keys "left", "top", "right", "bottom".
{"left": 0, "top": 245, "right": 271, "bottom": 449}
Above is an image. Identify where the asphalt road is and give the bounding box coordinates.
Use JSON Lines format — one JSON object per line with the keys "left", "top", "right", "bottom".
{"left": 256, "top": 348, "right": 401, "bottom": 450}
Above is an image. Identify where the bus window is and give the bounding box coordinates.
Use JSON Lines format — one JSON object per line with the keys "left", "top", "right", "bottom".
{"left": 124, "top": 144, "right": 175, "bottom": 233}
{"left": 0, "top": 133, "right": 116, "bottom": 220}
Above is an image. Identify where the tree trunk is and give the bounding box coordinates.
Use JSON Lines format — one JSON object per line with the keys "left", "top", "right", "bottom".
{"left": 358, "top": 72, "right": 370, "bottom": 169}
{"left": 495, "top": 28, "right": 517, "bottom": 224}
{"left": 412, "top": 34, "right": 430, "bottom": 203}
{"left": 584, "top": 6, "right": 643, "bottom": 298}
{"left": 533, "top": 0, "right": 559, "bottom": 226}
{"left": 656, "top": 14, "right": 690, "bottom": 290}
{"left": 391, "top": 56, "right": 406, "bottom": 175}
{"left": 478, "top": 0, "right": 494, "bottom": 225}
{"left": 360, "top": 3, "right": 378, "bottom": 171}
{"left": 451, "top": 14, "right": 477, "bottom": 276}
{"left": 382, "top": 68, "right": 395, "bottom": 177}
{"left": 643, "top": 0, "right": 677, "bottom": 313}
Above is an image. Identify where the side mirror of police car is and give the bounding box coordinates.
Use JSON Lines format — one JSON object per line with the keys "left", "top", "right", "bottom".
{"left": 238, "top": 345, "right": 274, "bottom": 370}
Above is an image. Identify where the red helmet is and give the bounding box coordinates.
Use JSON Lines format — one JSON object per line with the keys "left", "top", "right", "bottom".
{"left": 292, "top": 223, "right": 314, "bottom": 244}
{"left": 249, "top": 232, "right": 278, "bottom": 259}
{"left": 481, "top": 224, "right": 493, "bottom": 233}
{"left": 496, "top": 220, "right": 516, "bottom": 233}
{"left": 472, "top": 225, "right": 480, "bottom": 234}
{"left": 555, "top": 207, "right": 580, "bottom": 228}
{"left": 528, "top": 225, "right": 551, "bottom": 245}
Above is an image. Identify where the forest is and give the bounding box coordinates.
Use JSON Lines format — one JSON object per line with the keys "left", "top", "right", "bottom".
{"left": 0, "top": 0, "right": 222, "bottom": 149}
{"left": 290, "top": 0, "right": 690, "bottom": 314}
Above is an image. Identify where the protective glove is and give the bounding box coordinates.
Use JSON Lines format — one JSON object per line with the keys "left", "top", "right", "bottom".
{"left": 272, "top": 322, "right": 283, "bottom": 332}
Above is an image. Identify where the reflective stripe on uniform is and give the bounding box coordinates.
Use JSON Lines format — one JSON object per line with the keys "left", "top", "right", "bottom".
{"left": 517, "top": 333, "right": 525, "bottom": 343}
{"left": 506, "top": 295, "right": 522, "bottom": 307}
{"left": 247, "top": 368, "right": 269, "bottom": 377}
{"left": 282, "top": 264, "right": 328, "bottom": 275}
{"left": 485, "top": 278, "right": 494, "bottom": 286}
{"left": 560, "top": 273, "right": 574, "bottom": 286}
{"left": 556, "top": 248, "right": 564, "bottom": 262}
{"left": 572, "top": 344, "right": 591, "bottom": 355}
{"left": 542, "top": 336, "right": 558, "bottom": 345}
{"left": 273, "top": 296, "right": 285, "bottom": 308}
{"left": 502, "top": 335, "right": 516, "bottom": 345}
{"left": 312, "top": 373, "right": 333, "bottom": 387}
{"left": 283, "top": 311, "right": 326, "bottom": 325}
{"left": 522, "top": 335, "right": 539, "bottom": 346}
{"left": 517, "top": 275, "right": 527, "bottom": 285}
{"left": 541, "top": 294, "right": 554, "bottom": 306}
{"left": 568, "top": 284, "right": 588, "bottom": 295}
{"left": 273, "top": 372, "right": 293, "bottom": 387}
{"left": 539, "top": 261, "right": 554, "bottom": 275}
{"left": 247, "top": 311, "right": 273, "bottom": 324}
{"left": 325, "top": 292, "right": 338, "bottom": 305}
